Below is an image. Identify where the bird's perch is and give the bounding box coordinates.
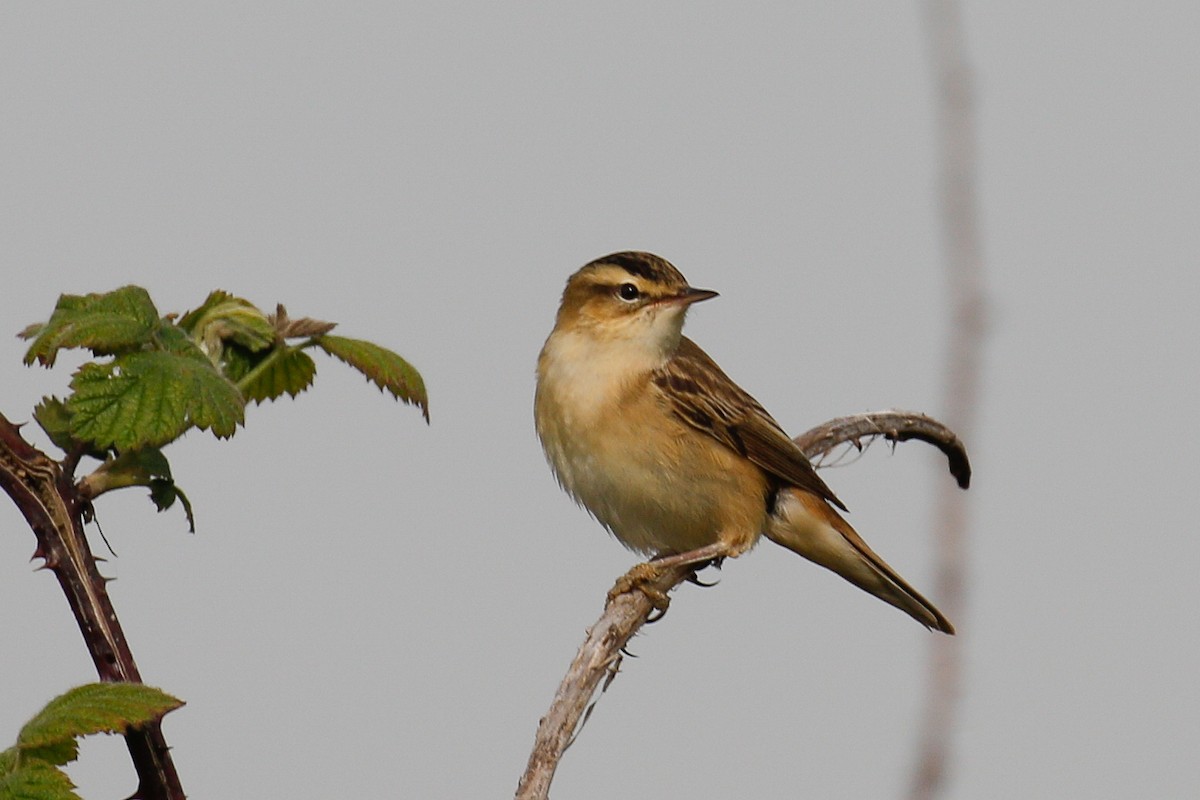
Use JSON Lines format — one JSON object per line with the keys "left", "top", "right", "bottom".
{"left": 514, "top": 409, "right": 970, "bottom": 800}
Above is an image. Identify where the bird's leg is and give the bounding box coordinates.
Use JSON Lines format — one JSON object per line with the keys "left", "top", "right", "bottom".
{"left": 607, "top": 542, "right": 732, "bottom": 611}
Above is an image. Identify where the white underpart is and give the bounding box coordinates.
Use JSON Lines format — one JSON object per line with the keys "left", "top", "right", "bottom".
{"left": 536, "top": 303, "right": 712, "bottom": 552}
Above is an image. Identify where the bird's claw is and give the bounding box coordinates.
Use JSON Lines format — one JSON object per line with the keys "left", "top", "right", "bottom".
{"left": 608, "top": 562, "right": 672, "bottom": 612}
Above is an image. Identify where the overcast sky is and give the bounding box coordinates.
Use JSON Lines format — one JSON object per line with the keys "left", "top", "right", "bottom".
{"left": 1, "top": 3, "right": 1197, "bottom": 798}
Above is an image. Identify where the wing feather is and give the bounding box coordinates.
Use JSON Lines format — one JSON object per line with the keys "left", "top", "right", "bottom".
{"left": 652, "top": 338, "right": 847, "bottom": 511}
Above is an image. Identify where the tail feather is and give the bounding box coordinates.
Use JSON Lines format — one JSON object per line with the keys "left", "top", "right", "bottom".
{"left": 765, "top": 488, "right": 954, "bottom": 634}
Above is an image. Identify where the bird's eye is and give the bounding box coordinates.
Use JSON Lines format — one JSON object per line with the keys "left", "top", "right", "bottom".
{"left": 617, "top": 283, "right": 640, "bottom": 302}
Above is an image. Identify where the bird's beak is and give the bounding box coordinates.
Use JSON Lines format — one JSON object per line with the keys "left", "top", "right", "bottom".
{"left": 669, "top": 286, "right": 719, "bottom": 306}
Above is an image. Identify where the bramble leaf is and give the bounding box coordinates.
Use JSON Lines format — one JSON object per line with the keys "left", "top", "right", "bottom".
{"left": 17, "top": 684, "right": 183, "bottom": 752}
{"left": 152, "top": 323, "right": 210, "bottom": 363}
{"left": 149, "top": 479, "right": 195, "bottom": 532}
{"left": 2, "top": 685, "right": 183, "bottom": 799}
{"left": 32, "top": 398, "right": 76, "bottom": 455}
{"left": 84, "top": 447, "right": 172, "bottom": 492}
{"left": 67, "top": 352, "right": 244, "bottom": 450}
{"left": 238, "top": 347, "right": 317, "bottom": 404}
{"left": 21, "top": 287, "right": 159, "bottom": 367}
{"left": 316, "top": 335, "right": 428, "bottom": 421}
{"left": 19, "top": 740, "right": 77, "bottom": 768}
{"left": 33, "top": 398, "right": 111, "bottom": 460}
{"left": 218, "top": 343, "right": 257, "bottom": 384}
{"left": 78, "top": 448, "right": 196, "bottom": 530}
{"left": 0, "top": 757, "right": 78, "bottom": 800}
{"left": 177, "top": 291, "right": 275, "bottom": 359}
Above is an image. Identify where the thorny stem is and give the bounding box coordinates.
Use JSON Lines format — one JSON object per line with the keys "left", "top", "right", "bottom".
{"left": 0, "top": 412, "right": 184, "bottom": 800}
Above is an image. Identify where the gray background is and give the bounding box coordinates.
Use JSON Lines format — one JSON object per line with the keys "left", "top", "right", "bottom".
{"left": 2, "top": 3, "right": 1197, "bottom": 798}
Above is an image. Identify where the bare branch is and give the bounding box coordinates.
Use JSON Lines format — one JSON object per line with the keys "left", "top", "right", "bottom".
{"left": 909, "top": 2, "right": 988, "bottom": 799}
{"left": 793, "top": 409, "right": 970, "bottom": 490}
{"left": 515, "top": 410, "right": 971, "bottom": 800}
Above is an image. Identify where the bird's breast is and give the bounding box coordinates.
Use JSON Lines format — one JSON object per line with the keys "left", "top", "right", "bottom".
{"left": 536, "top": 338, "right": 768, "bottom": 555}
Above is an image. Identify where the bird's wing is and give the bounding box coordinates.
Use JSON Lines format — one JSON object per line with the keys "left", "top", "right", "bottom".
{"left": 652, "top": 337, "right": 847, "bottom": 511}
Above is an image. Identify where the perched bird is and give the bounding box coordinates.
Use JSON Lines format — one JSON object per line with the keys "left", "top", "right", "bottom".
{"left": 534, "top": 251, "right": 953, "bottom": 633}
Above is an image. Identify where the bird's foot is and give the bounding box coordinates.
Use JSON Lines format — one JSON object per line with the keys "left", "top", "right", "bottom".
{"left": 608, "top": 562, "right": 673, "bottom": 611}
{"left": 607, "top": 543, "right": 734, "bottom": 611}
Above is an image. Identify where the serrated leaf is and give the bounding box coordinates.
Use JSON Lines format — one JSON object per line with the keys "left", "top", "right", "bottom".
{"left": 238, "top": 348, "right": 317, "bottom": 404}
{"left": 218, "top": 342, "right": 258, "bottom": 384}
{"left": 32, "top": 399, "right": 75, "bottom": 454}
{"left": 316, "top": 335, "right": 428, "bottom": 421}
{"left": 67, "top": 351, "right": 245, "bottom": 450}
{"left": 152, "top": 323, "right": 210, "bottom": 363}
{"left": 22, "top": 287, "right": 159, "bottom": 367}
{"left": 178, "top": 291, "right": 275, "bottom": 358}
{"left": 17, "top": 684, "right": 183, "bottom": 752}
{"left": 33, "top": 398, "right": 109, "bottom": 460}
{"left": 0, "top": 758, "right": 78, "bottom": 800}
{"left": 20, "top": 741, "right": 78, "bottom": 768}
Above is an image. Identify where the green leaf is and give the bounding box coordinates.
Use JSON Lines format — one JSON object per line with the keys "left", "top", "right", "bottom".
{"left": 33, "top": 398, "right": 111, "bottom": 460}
{"left": 67, "top": 351, "right": 245, "bottom": 450}
{"left": 31, "top": 399, "right": 76, "bottom": 455}
{"left": 85, "top": 447, "right": 172, "bottom": 492}
{"left": 19, "top": 741, "right": 77, "bottom": 768}
{"left": 17, "top": 684, "right": 183, "bottom": 752}
{"left": 217, "top": 342, "right": 258, "bottom": 384}
{"left": 0, "top": 758, "right": 78, "bottom": 800}
{"left": 123, "top": 446, "right": 171, "bottom": 479}
{"left": 149, "top": 478, "right": 196, "bottom": 533}
{"left": 177, "top": 291, "right": 275, "bottom": 358}
{"left": 316, "top": 335, "right": 428, "bottom": 421}
{"left": 29, "top": 398, "right": 87, "bottom": 460}
{"left": 152, "top": 323, "right": 211, "bottom": 363}
{"left": 238, "top": 347, "right": 317, "bottom": 404}
{"left": 21, "top": 287, "right": 159, "bottom": 367}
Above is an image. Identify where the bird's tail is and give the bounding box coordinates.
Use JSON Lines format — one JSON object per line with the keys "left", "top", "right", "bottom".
{"left": 764, "top": 488, "right": 954, "bottom": 634}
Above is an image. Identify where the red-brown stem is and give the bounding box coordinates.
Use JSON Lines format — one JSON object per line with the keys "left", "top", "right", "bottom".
{"left": 0, "top": 412, "right": 184, "bottom": 799}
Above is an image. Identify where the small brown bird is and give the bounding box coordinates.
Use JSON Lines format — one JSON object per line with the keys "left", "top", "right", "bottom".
{"left": 534, "top": 251, "right": 953, "bottom": 633}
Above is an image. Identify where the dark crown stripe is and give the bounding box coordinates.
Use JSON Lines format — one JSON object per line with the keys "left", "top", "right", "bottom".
{"left": 595, "top": 251, "right": 677, "bottom": 283}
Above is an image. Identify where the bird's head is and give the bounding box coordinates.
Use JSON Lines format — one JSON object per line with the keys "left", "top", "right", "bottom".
{"left": 553, "top": 252, "right": 717, "bottom": 355}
